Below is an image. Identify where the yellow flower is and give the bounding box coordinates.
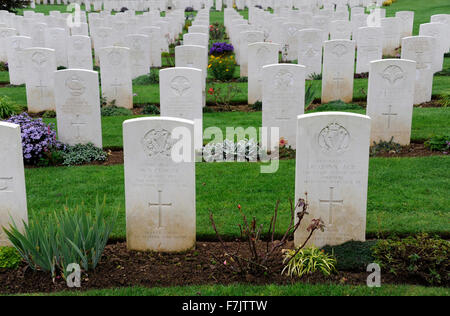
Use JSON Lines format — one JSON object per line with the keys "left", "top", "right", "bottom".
{"left": 208, "top": 64, "right": 212, "bottom": 68}
{"left": 226, "top": 69, "right": 229, "bottom": 72}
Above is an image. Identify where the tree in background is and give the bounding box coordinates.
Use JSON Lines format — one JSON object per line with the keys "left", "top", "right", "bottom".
{"left": 0, "top": 0, "right": 31, "bottom": 13}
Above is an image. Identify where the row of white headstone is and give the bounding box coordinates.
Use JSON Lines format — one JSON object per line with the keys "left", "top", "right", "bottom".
{"left": 0, "top": 110, "right": 372, "bottom": 251}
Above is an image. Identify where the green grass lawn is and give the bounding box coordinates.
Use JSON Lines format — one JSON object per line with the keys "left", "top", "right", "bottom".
{"left": 19, "top": 283, "right": 450, "bottom": 296}
{"left": 40, "top": 107, "right": 449, "bottom": 148}
{"left": 24, "top": 156, "right": 450, "bottom": 240}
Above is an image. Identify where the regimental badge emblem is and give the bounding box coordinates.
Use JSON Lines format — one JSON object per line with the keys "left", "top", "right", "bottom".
{"left": 318, "top": 122, "right": 350, "bottom": 155}
{"left": 381, "top": 65, "right": 405, "bottom": 85}
{"left": 170, "top": 76, "right": 191, "bottom": 96}
{"left": 65, "top": 75, "right": 86, "bottom": 97}
{"left": 142, "top": 129, "right": 175, "bottom": 159}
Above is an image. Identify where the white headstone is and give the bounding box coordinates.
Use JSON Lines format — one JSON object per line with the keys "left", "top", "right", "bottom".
{"left": 401, "top": 36, "right": 436, "bottom": 105}
{"left": 0, "top": 122, "right": 28, "bottom": 247}
{"left": 321, "top": 40, "right": 355, "bottom": 103}
{"left": 419, "top": 23, "right": 447, "bottom": 73}
{"left": 5, "top": 36, "right": 32, "bottom": 85}
{"left": 297, "top": 28, "right": 323, "bottom": 79}
{"left": 123, "top": 117, "right": 196, "bottom": 252}
{"left": 381, "top": 17, "right": 400, "bottom": 56}
{"left": 54, "top": 69, "right": 102, "bottom": 148}
{"left": 99, "top": 46, "right": 133, "bottom": 109}
{"left": 366, "top": 59, "right": 416, "bottom": 145}
{"left": 45, "top": 27, "right": 68, "bottom": 67}
{"left": 294, "top": 112, "right": 371, "bottom": 248}
{"left": 395, "top": 11, "right": 414, "bottom": 39}
{"left": 24, "top": 47, "right": 57, "bottom": 112}
{"left": 262, "top": 64, "right": 305, "bottom": 149}
{"left": 355, "top": 26, "right": 382, "bottom": 74}
{"left": 68, "top": 35, "right": 94, "bottom": 70}
{"left": 160, "top": 67, "right": 203, "bottom": 152}
{"left": 125, "top": 34, "right": 151, "bottom": 79}
{"left": 248, "top": 42, "right": 280, "bottom": 104}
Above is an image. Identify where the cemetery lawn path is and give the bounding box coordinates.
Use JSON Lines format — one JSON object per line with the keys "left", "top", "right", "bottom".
{"left": 17, "top": 283, "right": 450, "bottom": 296}
{"left": 24, "top": 156, "right": 449, "bottom": 240}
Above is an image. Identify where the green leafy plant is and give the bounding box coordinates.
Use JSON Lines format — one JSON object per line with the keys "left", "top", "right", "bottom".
{"left": 424, "top": 135, "right": 450, "bottom": 152}
{"left": 142, "top": 104, "right": 160, "bottom": 115}
{"left": 0, "top": 247, "right": 22, "bottom": 269}
{"left": 208, "top": 83, "right": 242, "bottom": 110}
{"left": 250, "top": 101, "right": 262, "bottom": 111}
{"left": 3, "top": 199, "right": 118, "bottom": 280}
{"left": 370, "top": 137, "right": 402, "bottom": 156}
{"left": 132, "top": 70, "right": 159, "bottom": 85}
{"left": 0, "top": 96, "right": 20, "bottom": 119}
{"left": 162, "top": 52, "right": 175, "bottom": 67}
{"left": 62, "top": 143, "right": 107, "bottom": 166}
{"left": 101, "top": 105, "right": 132, "bottom": 116}
{"left": 282, "top": 246, "right": 337, "bottom": 278}
{"left": 208, "top": 54, "right": 236, "bottom": 81}
{"left": 1, "top": 0, "right": 29, "bottom": 13}
{"left": 209, "top": 22, "right": 226, "bottom": 40}
{"left": 0, "top": 61, "right": 8, "bottom": 71}
{"left": 308, "top": 72, "right": 322, "bottom": 80}
{"left": 373, "top": 234, "right": 449, "bottom": 285}
{"left": 42, "top": 110, "right": 56, "bottom": 118}
{"left": 305, "top": 82, "right": 318, "bottom": 109}
{"left": 37, "top": 147, "right": 64, "bottom": 167}
{"left": 436, "top": 94, "right": 450, "bottom": 107}
{"left": 237, "top": 76, "right": 248, "bottom": 83}
{"left": 322, "top": 240, "right": 377, "bottom": 272}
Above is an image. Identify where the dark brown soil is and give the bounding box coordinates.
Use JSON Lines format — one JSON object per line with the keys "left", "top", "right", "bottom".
{"left": 415, "top": 99, "right": 446, "bottom": 108}
{"left": 372, "top": 142, "right": 445, "bottom": 158}
{"left": 0, "top": 241, "right": 413, "bottom": 295}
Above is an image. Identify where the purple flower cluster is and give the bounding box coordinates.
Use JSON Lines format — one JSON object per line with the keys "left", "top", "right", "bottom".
{"left": 209, "top": 42, "right": 234, "bottom": 56}
{"left": 5, "top": 113, "right": 64, "bottom": 164}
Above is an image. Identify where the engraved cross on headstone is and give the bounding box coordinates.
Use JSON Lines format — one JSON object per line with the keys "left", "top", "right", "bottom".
{"left": 149, "top": 190, "right": 172, "bottom": 228}
{"left": 71, "top": 115, "right": 87, "bottom": 140}
{"left": 333, "top": 72, "right": 345, "bottom": 99}
{"left": 111, "top": 78, "right": 122, "bottom": 98}
{"left": 319, "top": 187, "right": 343, "bottom": 225}
{"left": 382, "top": 104, "right": 397, "bottom": 128}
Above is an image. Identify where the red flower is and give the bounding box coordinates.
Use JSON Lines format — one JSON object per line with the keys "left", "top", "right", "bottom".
{"left": 237, "top": 204, "right": 241, "bottom": 210}
{"left": 208, "top": 88, "right": 214, "bottom": 95}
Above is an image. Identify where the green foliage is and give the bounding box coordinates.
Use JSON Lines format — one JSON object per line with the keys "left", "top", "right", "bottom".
{"left": 208, "top": 55, "right": 236, "bottom": 81}
{"left": 305, "top": 82, "right": 317, "bottom": 109}
{"left": 313, "top": 100, "right": 363, "bottom": 112}
{"left": 373, "top": 234, "right": 449, "bottom": 285}
{"left": 282, "top": 247, "right": 337, "bottom": 278}
{"left": 101, "top": 105, "right": 132, "bottom": 117}
{"left": 370, "top": 137, "right": 402, "bottom": 157}
{"left": 308, "top": 72, "right": 322, "bottom": 80}
{"left": 250, "top": 101, "right": 262, "bottom": 111}
{"left": 132, "top": 70, "right": 159, "bottom": 85}
{"left": 436, "top": 94, "right": 450, "bottom": 107}
{"left": 424, "top": 135, "right": 450, "bottom": 152}
{"left": 42, "top": 110, "right": 56, "bottom": 118}
{"left": 142, "top": 104, "right": 160, "bottom": 115}
{"left": 0, "top": 61, "right": 8, "bottom": 71}
{"left": 3, "top": 199, "right": 118, "bottom": 279}
{"left": 37, "top": 147, "right": 64, "bottom": 167}
{"left": 236, "top": 76, "right": 248, "bottom": 83}
{"left": 209, "top": 22, "right": 226, "bottom": 40}
{"left": 0, "top": 96, "right": 20, "bottom": 119}
{"left": 62, "top": 143, "right": 107, "bottom": 166}
{"left": 0, "top": 0, "right": 29, "bottom": 13}
{"left": 0, "top": 247, "right": 22, "bottom": 269}
{"left": 322, "top": 241, "right": 377, "bottom": 272}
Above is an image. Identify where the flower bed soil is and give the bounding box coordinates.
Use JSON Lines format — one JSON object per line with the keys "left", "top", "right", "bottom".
{"left": 0, "top": 241, "right": 423, "bottom": 295}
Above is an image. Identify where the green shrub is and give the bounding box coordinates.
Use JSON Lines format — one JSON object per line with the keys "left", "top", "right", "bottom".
{"left": 322, "top": 240, "right": 377, "bottom": 272}
{"left": 208, "top": 54, "right": 236, "bottom": 81}
{"left": 250, "top": 101, "right": 262, "bottom": 111}
{"left": 42, "top": 110, "right": 56, "bottom": 118}
{"left": 308, "top": 72, "right": 322, "bottom": 80}
{"left": 424, "top": 135, "right": 450, "bottom": 152}
{"left": 3, "top": 199, "right": 118, "bottom": 279}
{"left": 132, "top": 70, "right": 159, "bottom": 85}
{"left": 370, "top": 137, "right": 402, "bottom": 156}
{"left": 313, "top": 100, "right": 362, "bottom": 112}
{"left": 0, "top": 61, "right": 8, "bottom": 71}
{"left": 62, "top": 143, "right": 107, "bottom": 166}
{"left": 0, "top": 247, "right": 22, "bottom": 269}
{"left": 101, "top": 105, "right": 132, "bottom": 116}
{"left": 282, "top": 246, "right": 337, "bottom": 278}
{"left": 305, "top": 82, "right": 318, "bottom": 109}
{"left": 0, "top": 96, "right": 20, "bottom": 119}
{"left": 237, "top": 76, "right": 248, "bottom": 83}
{"left": 373, "top": 234, "right": 449, "bottom": 285}
{"left": 1, "top": 0, "right": 30, "bottom": 13}
{"left": 142, "top": 104, "right": 160, "bottom": 115}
